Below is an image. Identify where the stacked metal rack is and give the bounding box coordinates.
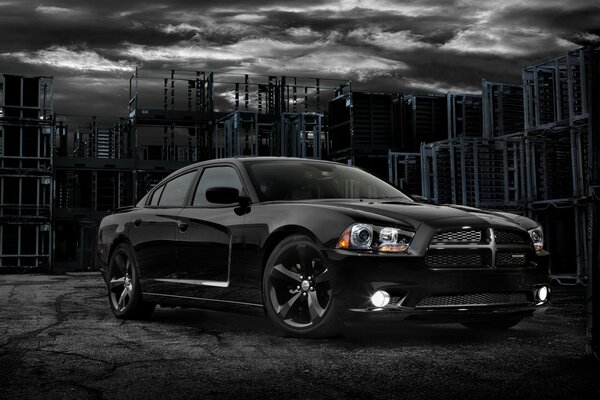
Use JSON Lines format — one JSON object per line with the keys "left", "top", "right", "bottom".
{"left": 388, "top": 151, "right": 421, "bottom": 195}
{"left": 389, "top": 93, "right": 482, "bottom": 194}
{"left": 416, "top": 45, "right": 597, "bottom": 285}
{"left": 330, "top": 90, "right": 452, "bottom": 181}
{"left": 482, "top": 80, "right": 524, "bottom": 138}
{"left": 447, "top": 93, "right": 483, "bottom": 138}
{"left": 420, "top": 136, "right": 522, "bottom": 209}
{"left": 53, "top": 115, "right": 138, "bottom": 270}
{"left": 0, "top": 74, "right": 54, "bottom": 270}
{"left": 3, "top": 46, "right": 596, "bottom": 276}
{"left": 404, "top": 94, "right": 448, "bottom": 148}
{"left": 328, "top": 88, "right": 402, "bottom": 178}
{"left": 521, "top": 46, "right": 595, "bottom": 285}
{"left": 47, "top": 70, "right": 347, "bottom": 271}
{"left": 130, "top": 70, "right": 343, "bottom": 161}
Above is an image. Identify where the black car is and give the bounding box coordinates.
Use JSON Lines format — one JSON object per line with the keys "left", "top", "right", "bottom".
{"left": 98, "top": 157, "right": 550, "bottom": 338}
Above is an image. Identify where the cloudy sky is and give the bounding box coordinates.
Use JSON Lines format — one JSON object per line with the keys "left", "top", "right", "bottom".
{"left": 1, "top": 0, "right": 599, "bottom": 117}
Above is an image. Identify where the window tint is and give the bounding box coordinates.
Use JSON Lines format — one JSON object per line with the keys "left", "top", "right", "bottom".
{"left": 193, "top": 166, "right": 243, "bottom": 206}
{"left": 148, "top": 185, "right": 164, "bottom": 206}
{"left": 157, "top": 171, "right": 195, "bottom": 206}
{"left": 245, "top": 161, "right": 413, "bottom": 202}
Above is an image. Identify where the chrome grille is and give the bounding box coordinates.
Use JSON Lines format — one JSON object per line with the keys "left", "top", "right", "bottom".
{"left": 495, "top": 229, "right": 531, "bottom": 245}
{"left": 415, "top": 292, "right": 529, "bottom": 308}
{"left": 425, "top": 253, "right": 482, "bottom": 267}
{"left": 496, "top": 250, "right": 528, "bottom": 266}
{"left": 431, "top": 230, "right": 482, "bottom": 243}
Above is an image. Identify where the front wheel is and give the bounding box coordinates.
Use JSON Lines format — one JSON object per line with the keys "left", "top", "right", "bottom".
{"left": 263, "top": 235, "right": 342, "bottom": 338}
{"left": 107, "top": 243, "right": 155, "bottom": 319}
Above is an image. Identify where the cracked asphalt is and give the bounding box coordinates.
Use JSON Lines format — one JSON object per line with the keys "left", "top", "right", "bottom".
{"left": 1, "top": 273, "right": 599, "bottom": 400}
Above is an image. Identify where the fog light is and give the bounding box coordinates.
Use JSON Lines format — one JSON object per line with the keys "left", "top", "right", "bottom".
{"left": 371, "top": 290, "right": 390, "bottom": 307}
{"left": 537, "top": 286, "right": 548, "bottom": 302}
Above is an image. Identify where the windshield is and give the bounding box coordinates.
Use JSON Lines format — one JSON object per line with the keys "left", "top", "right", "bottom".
{"left": 244, "top": 160, "right": 413, "bottom": 202}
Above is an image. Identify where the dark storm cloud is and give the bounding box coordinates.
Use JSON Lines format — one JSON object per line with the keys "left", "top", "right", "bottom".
{"left": 0, "top": 2, "right": 175, "bottom": 52}
{"left": 491, "top": 4, "right": 600, "bottom": 45}
{"left": 1, "top": 0, "right": 598, "bottom": 116}
{"left": 492, "top": 4, "right": 600, "bottom": 33}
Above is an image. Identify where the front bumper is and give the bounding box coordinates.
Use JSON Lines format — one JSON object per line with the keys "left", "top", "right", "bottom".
{"left": 343, "top": 304, "right": 549, "bottom": 326}
{"left": 324, "top": 249, "right": 551, "bottom": 325}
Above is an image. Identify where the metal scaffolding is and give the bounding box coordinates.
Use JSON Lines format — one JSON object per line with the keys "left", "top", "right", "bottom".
{"left": 521, "top": 46, "right": 596, "bottom": 285}
{"left": 0, "top": 74, "right": 54, "bottom": 270}
{"left": 586, "top": 43, "right": 600, "bottom": 358}
{"left": 46, "top": 70, "right": 346, "bottom": 270}
{"left": 420, "top": 136, "right": 522, "bottom": 209}
{"left": 388, "top": 151, "right": 421, "bottom": 194}
{"left": 280, "top": 113, "right": 325, "bottom": 159}
{"left": 1, "top": 45, "right": 595, "bottom": 282}
{"left": 418, "top": 46, "right": 598, "bottom": 286}
{"left": 447, "top": 93, "right": 483, "bottom": 139}
{"left": 482, "top": 80, "right": 524, "bottom": 137}
{"left": 328, "top": 88, "right": 403, "bottom": 178}
{"left": 214, "top": 111, "right": 259, "bottom": 158}
{"left": 523, "top": 48, "right": 588, "bottom": 131}
{"left": 405, "top": 94, "right": 448, "bottom": 148}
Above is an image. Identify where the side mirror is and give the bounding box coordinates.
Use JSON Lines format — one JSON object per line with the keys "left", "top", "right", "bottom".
{"left": 411, "top": 194, "right": 434, "bottom": 204}
{"left": 206, "top": 187, "right": 240, "bottom": 204}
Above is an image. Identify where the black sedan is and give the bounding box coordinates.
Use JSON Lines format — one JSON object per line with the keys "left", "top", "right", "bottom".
{"left": 98, "top": 157, "right": 550, "bottom": 338}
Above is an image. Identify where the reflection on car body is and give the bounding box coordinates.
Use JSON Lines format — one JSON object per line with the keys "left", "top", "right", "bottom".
{"left": 98, "top": 157, "right": 550, "bottom": 338}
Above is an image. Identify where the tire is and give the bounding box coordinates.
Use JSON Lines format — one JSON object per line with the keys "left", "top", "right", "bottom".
{"left": 263, "top": 235, "right": 342, "bottom": 338}
{"left": 461, "top": 319, "right": 522, "bottom": 331}
{"left": 107, "top": 243, "right": 155, "bottom": 319}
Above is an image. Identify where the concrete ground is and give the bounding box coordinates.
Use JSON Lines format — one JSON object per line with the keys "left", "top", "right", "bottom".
{"left": 0, "top": 273, "right": 598, "bottom": 400}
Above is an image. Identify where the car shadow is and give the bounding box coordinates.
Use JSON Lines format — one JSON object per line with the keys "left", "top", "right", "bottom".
{"left": 342, "top": 320, "right": 542, "bottom": 345}
{"left": 146, "top": 306, "right": 540, "bottom": 345}
{"left": 148, "top": 306, "right": 278, "bottom": 335}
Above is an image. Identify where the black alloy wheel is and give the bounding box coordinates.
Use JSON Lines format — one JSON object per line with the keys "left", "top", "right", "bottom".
{"left": 107, "top": 243, "right": 155, "bottom": 319}
{"left": 263, "top": 235, "right": 341, "bottom": 338}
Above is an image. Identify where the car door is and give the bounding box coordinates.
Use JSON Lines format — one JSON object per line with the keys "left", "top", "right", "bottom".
{"left": 173, "top": 164, "right": 246, "bottom": 299}
{"left": 128, "top": 169, "right": 197, "bottom": 293}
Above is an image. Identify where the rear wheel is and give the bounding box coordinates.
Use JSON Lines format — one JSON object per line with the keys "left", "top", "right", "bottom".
{"left": 461, "top": 319, "right": 522, "bottom": 330}
{"left": 263, "top": 235, "right": 341, "bottom": 338}
{"left": 107, "top": 243, "right": 155, "bottom": 319}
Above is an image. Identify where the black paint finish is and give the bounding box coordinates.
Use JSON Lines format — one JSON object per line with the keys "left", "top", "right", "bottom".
{"left": 98, "top": 157, "right": 550, "bottom": 325}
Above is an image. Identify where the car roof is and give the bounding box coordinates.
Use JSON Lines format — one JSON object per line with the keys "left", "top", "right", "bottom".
{"left": 167, "top": 157, "right": 344, "bottom": 178}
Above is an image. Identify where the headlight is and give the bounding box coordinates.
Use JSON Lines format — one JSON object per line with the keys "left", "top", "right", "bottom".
{"left": 350, "top": 224, "right": 373, "bottom": 248}
{"left": 528, "top": 227, "right": 544, "bottom": 253}
{"left": 337, "top": 223, "right": 414, "bottom": 253}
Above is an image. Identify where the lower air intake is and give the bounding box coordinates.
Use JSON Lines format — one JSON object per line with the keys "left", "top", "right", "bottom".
{"left": 425, "top": 253, "right": 482, "bottom": 267}
{"left": 415, "top": 292, "right": 529, "bottom": 308}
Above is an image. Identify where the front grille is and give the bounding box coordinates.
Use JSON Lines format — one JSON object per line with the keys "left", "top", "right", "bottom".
{"left": 495, "top": 229, "right": 531, "bottom": 245}
{"left": 415, "top": 292, "right": 529, "bottom": 308}
{"left": 426, "top": 227, "right": 533, "bottom": 269}
{"left": 425, "top": 253, "right": 482, "bottom": 267}
{"left": 431, "top": 230, "right": 482, "bottom": 243}
{"left": 496, "top": 250, "right": 528, "bottom": 266}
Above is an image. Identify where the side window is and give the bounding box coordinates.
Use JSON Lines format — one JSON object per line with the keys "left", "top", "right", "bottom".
{"left": 157, "top": 171, "right": 196, "bottom": 206}
{"left": 148, "top": 185, "right": 164, "bottom": 206}
{"left": 193, "top": 166, "right": 243, "bottom": 207}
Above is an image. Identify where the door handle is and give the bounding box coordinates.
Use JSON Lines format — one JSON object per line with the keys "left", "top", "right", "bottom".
{"left": 133, "top": 218, "right": 142, "bottom": 226}
{"left": 177, "top": 222, "right": 189, "bottom": 232}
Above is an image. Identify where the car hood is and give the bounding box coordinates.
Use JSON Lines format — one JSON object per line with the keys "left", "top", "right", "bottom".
{"left": 291, "top": 200, "right": 537, "bottom": 231}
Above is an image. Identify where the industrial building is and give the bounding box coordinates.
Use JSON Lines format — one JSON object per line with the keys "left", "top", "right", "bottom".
{"left": 0, "top": 45, "right": 597, "bottom": 293}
